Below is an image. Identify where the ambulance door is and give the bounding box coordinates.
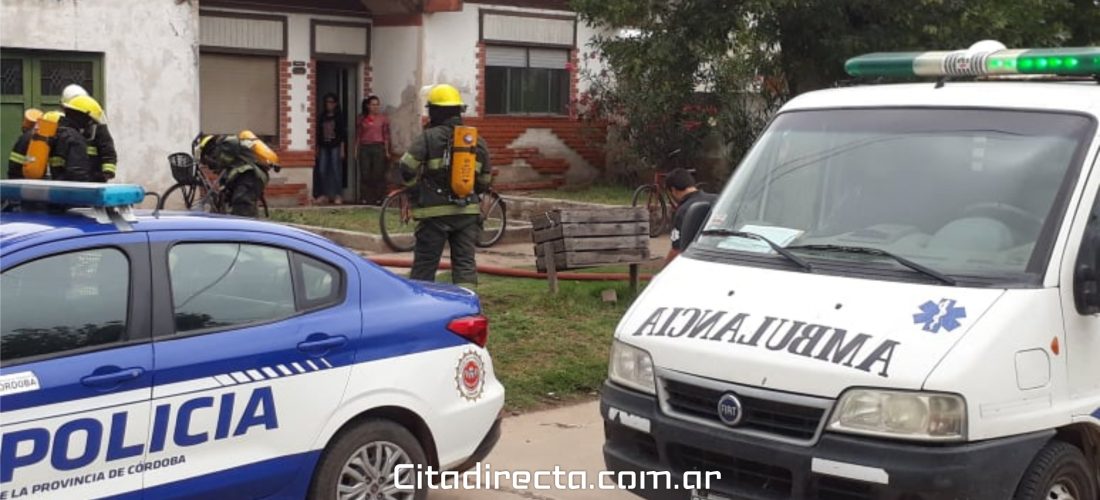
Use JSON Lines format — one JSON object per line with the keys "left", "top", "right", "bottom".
{"left": 0, "top": 234, "right": 153, "bottom": 499}
{"left": 1062, "top": 154, "right": 1100, "bottom": 411}
{"left": 143, "top": 231, "right": 359, "bottom": 498}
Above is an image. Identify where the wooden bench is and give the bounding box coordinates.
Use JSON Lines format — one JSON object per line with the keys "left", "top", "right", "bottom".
{"left": 531, "top": 207, "right": 650, "bottom": 293}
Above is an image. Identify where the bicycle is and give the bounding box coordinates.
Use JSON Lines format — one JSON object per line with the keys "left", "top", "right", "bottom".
{"left": 157, "top": 152, "right": 273, "bottom": 217}
{"left": 379, "top": 187, "right": 507, "bottom": 252}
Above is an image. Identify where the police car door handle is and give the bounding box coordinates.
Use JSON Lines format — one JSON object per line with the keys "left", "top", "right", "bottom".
{"left": 297, "top": 335, "right": 347, "bottom": 352}
{"left": 81, "top": 367, "right": 145, "bottom": 387}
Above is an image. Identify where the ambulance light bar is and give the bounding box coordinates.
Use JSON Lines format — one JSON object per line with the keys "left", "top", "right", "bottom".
{"left": 0, "top": 180, "right": 145, "bottom": 207}
{"left": 845, "top": 45, "right": 1100, "bottom": 78}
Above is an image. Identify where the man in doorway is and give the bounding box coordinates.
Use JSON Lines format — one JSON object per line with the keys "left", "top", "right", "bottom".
{"left": 665, "top": 168, "right": 716, "bottom": 265}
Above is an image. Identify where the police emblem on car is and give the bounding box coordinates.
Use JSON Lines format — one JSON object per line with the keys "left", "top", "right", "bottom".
{"left": 716, "top": 393, "right": 743, "bottom": 426}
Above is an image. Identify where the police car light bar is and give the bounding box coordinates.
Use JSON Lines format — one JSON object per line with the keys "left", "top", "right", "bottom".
{"left": 845, "top": 45, "right": 1100, "bottom": 78}
{"left": 0, "top": 180, "right": 145, "bottom": 207}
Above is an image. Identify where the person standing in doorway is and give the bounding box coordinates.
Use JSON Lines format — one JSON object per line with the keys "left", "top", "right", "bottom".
{"left": 315, "top": 93, "right": 346, "bottom": 205}
{"left": 355, "top": 96, "right": 391, "bottom": 205}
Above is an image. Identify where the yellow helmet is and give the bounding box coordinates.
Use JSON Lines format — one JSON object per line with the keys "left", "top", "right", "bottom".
{"left": 22, "top": 108, "right": 43, "bottom": 130}
{"left": 63, "top": 95, "right": 106, "bottom": 124}
{"left": 426, "top": 84, "right": 464, "bottom": 107}
{"left": 41, "top": 111, "right": 64, "bottom": 124}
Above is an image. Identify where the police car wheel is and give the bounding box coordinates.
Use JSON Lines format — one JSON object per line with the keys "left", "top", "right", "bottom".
{"left": 1012, "top": 440, "right": 1095, "bottom": 500}
{"left": 310, "top": 419, "right": 428, "bottom": 500}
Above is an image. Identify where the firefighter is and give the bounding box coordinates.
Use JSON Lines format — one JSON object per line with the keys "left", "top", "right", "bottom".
{"left": 62, "top": 85, "right": 117, "bottom": 182}
{"left": 398, "top": 84, "right": 492, "bottom": 286}
{"left": 7, "top": 109, "right": 93, "bottom": 182}
{"left": 193, "top": 132, "right": 276, "bottom": 218}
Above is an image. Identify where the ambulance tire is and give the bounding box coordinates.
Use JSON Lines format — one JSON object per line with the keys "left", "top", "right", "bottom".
{"left": 310, "top": 419, "right": 428, "bottom": 500}
{"left": 1012, "top": 440, "right": 1095, "bottom": 500}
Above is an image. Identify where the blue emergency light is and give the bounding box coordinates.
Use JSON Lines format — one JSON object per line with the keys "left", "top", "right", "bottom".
{"left": 0, "top": 180, "right": 145, "bottom": 207}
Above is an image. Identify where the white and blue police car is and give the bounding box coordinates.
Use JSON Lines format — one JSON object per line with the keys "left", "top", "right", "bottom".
{"left": 0, "top": 180, "right": 503, "bottom": 499}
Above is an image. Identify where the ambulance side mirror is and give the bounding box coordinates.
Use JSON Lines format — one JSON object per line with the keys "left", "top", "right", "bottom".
{"left": 1075, "top": 228, "right": 1100, "bottom": 315}
{"left": 680, "top": 200, "right": 714, "bottom": 250}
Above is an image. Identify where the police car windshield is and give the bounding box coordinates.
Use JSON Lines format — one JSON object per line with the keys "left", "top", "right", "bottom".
{"left": 701, "top": 108, "right": 1095, "bottom": 284}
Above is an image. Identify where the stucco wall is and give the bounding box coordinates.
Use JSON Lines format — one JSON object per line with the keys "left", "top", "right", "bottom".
{"left": 1, "top": 0, "right": 200, "bottom": 193}
{"left": 373, "top": 26, "right": 423, "bottom": 154}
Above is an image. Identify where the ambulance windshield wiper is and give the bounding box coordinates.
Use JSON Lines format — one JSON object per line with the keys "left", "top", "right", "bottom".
{"left": 785, "top": 244, "right": 957, "bottom": 286}
{"left": 699, "top": 229, "right": 814, "bottom": 272}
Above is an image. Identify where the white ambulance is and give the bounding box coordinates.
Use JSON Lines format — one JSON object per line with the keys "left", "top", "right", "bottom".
{"left": 601, "top": 43, "right": 1100, "bottom": 500}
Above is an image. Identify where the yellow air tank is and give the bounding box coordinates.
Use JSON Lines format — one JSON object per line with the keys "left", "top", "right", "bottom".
{"left": 238, "top": 130, "right": 279, "bottom": 166}
{"left": 25, "top": 111, "right": 62, "bottom": 179}
{"left": 450, "top": 125, "right": 478, "bottom": 198}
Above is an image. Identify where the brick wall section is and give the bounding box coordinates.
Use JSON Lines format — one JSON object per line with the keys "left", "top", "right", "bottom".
{"left": 475, "top": 42, "right": 486, "bottom": 116}
{"left": 569, "top": 48, "right": 579, "bottom": 118}
{"left": 306, "top": 60, "right": 317, "bottom": 153}
{"left": 278, "top": 57, "right": 291, "bottom": 151}
{"left": 363, "top": 63, "right": 373, "bottom": 98}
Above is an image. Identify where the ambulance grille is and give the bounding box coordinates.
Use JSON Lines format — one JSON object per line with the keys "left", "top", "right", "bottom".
{"left": 662, "top": 378, "right": 826, "bottom": 442}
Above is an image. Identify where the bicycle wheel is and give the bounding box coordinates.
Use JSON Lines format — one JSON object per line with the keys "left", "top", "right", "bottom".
{"left": 476, "top": 192, "right": 507, "bottom": 248}
{"left": 379, "top": 191, "right": 416, "bottom": 252}
{"left": 159, "top": 183, "right": 202, "bottom": 210}
{"left": 632, "top": 185, "right": 667, "bottom": 238}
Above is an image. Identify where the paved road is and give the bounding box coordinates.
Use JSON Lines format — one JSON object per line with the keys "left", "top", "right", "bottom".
{"left": 431, "top": 401, "right": 635, "bottom": 500}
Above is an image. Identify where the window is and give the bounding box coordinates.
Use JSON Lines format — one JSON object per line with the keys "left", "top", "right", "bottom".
{"left": 169, "top": 243, "right": 295, "bottom": 332}
{"left": 295, "top": 253, "right": 342, "bottom": 309}
{"left": 1, "top": 248, "right": 130, "bottom": 362}
{"left": 484, "top": 46, "right": 569, "bottom": 115}
{"left": 200, "top": 54, "right": 278, "bottom": 146}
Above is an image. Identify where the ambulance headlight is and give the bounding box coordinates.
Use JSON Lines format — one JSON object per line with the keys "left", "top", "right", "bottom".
{"left": 828, "top": 389, "right": 966, "bottom": 441}
{"left": 608, "top": 340, "right": 656, "bottom": 394}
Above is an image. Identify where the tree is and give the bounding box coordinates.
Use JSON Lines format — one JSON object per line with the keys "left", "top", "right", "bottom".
{"left": 574, "top": 0, "right": 1095, "bottom": 180}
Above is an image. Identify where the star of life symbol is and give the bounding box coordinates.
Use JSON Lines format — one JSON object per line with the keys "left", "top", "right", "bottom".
{"left": 913, "top": 299, "right": 967, "bottom": 333}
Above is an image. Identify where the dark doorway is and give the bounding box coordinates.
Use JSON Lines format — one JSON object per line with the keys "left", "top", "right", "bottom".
{"left": 315, "top": 61, "right": 357, "bottom": 202}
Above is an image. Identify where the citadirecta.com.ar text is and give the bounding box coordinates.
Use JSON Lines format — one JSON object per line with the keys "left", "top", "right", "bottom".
{"left": 394, "top": 462, "right": 721, "bottom": 491}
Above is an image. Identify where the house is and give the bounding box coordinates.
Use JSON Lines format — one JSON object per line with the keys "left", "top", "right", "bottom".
{"left": 0, "top": 0, "right": 608, "bottom": 205}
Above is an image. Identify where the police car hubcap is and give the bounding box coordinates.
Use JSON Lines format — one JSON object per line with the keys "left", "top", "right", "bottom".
{"left": 1048, "top": 483, "right": 1076, "bottom": 500}
{"left": 337, "top": 441, "right": 414, "bottom": 500}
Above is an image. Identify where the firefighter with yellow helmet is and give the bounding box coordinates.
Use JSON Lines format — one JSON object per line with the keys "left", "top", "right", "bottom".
{"left": 398, "top": 83, "right": 492, "bottom": 286}
{"left": 192, "top": 131, "right": 279, "bottom": 217}
{"left": 7, "top": 107, "right": 94, "bottom": 182}
{"left": 62, "top": 84, "right": 118, "bottom": 182}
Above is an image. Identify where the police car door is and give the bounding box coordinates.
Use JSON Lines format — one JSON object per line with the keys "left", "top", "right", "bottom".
{"left": 142, "top": 231, "right": 359, "bottom": 497}
{"left": 0, "top": 233, "right": 153, "bottom": 499}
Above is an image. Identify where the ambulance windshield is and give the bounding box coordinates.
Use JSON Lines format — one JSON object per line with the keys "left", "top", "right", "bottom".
{"left": 701, "top": 108, "right": 1095, "bottom": 284}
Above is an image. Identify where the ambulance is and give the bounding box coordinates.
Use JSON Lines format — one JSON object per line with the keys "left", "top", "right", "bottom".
{"left": 0, "top": 180, "right": 504, "bottom": 499}
{"left": 601, "top": 43, "right": 1100, "bottom": 500}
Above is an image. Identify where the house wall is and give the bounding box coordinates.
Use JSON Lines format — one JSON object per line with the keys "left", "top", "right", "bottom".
{"left": 0, "top": 0, "right": 201, "bottom": 193}
{"left": 372, "top": 25, "right": 423, "bottom": 154}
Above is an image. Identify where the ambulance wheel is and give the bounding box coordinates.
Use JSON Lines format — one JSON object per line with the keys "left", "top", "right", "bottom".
{"left": 310, "top": 419, "right": 428, "bottom": 500}
{"left": 1013, "top": 440, "right": 1095, "bottom": 500}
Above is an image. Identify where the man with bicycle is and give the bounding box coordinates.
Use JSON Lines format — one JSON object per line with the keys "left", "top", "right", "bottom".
{"left": 398, "top": 84, "right": 492, "bottom": 286}
{"left": 665, "top": 168, "right": 715, "bottom": 265}
{"left": 193, "top": 133, "right": 275, "bottom": 218}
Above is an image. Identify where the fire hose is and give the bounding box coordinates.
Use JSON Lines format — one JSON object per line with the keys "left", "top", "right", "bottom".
{"left": 366, "top": 256, "right": 655, "bottom": 281}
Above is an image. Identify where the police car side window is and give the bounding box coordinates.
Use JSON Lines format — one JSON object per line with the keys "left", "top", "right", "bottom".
{"left": 169, "top": 243, "right": 296, "bottom": 333}
{"left": 294, "top": 252, "right": 342, "bottom": 309}
{"left": 1, "top": 248, "right": 129, "bottom": 362}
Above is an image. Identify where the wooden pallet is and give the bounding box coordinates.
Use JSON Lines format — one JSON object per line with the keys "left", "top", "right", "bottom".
{"left": 530, "top": 207, "right": 650, "bottom": 293}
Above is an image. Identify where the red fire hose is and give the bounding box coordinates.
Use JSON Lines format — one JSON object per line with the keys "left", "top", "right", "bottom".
{"left": 366, "top": 256, "right": 655, "bottom": 281}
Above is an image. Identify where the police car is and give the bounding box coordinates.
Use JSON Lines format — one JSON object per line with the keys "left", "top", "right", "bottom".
{"left": 0, "top": 181, "right": 503, "bottom": 499}
{"left": 601, "top": 44, "right": 1100, "bottom": 499}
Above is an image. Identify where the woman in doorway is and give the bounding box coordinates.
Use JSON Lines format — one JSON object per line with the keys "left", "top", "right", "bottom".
{"left": 355, "top": 95, "right": 391, "bottom": 205}
{"left": 315, "top": 93, "right": 346, "bottom": 205}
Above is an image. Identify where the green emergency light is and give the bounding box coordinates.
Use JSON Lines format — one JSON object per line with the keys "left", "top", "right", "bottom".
{"left": 845, "top": 41, "right": 1100, "bottom": 78}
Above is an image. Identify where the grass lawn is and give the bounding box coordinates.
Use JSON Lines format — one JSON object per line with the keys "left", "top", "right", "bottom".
{"left": 269, "top": 207, "right": 383, "bottom": 234}
{"left": 523, "top": 184, "right": 637, "bottom": 206}
{"left": 467, "top": 273, "right": 641, "bottom": 412}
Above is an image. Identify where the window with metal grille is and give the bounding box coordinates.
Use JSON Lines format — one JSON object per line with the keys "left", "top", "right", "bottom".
{"left": 40, "top": 60, "right": 94, "bottom": 96}
{"left": 484, "top": 46, "right": 569, "bottom": 115}
{"left": 1, "top": 58, "right": 22, "bottom": 95}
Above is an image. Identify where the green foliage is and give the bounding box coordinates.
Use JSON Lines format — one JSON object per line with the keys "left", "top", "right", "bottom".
{"left": 574, "top": 0, "right": 1098, "bottom": 180}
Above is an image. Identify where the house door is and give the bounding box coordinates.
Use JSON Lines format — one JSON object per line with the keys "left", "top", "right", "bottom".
{"left": 0, "top": 50, "right": 104, "bottom": 178}
{"left": 315, "top": 62, "right": 358, "bottom": 202}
